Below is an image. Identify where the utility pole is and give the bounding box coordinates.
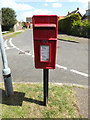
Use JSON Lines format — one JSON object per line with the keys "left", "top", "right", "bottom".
{"left": 0, "top": 10, "right": 13, "bottom": 96}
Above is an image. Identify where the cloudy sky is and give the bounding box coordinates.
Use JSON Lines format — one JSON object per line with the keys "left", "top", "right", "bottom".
{"left": 0, "top": 0, "right": 90, "bottom": 21}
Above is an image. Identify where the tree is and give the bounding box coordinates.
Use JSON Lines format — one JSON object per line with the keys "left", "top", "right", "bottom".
{"left": 2, "top": 8, "right": 16, "bottom": 31}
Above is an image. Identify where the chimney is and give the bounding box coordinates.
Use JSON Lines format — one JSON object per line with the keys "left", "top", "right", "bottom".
{"left": 68, "top": 12, "right": 70, "bottom": 15}
{"left": 77, "top": 8, "right": 79, "bottom": 10}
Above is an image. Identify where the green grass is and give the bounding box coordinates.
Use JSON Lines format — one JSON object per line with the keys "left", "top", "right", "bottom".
{"left": 7, "top": 32, "right": 23, "bottom": 37}
{"left": 58, "top": 36, "right": 79, "bottom": 42}
{"left": 0, "top": 83, "right": 81, "bottom": 118}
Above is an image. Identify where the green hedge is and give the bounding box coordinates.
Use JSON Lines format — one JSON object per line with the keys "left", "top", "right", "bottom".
{"left": 71, "top": 20, "right": 90, "bottom": 38}
{"left": 58, "top": 13, "right": 81, "bottom": 34}
{"left": 58, "top": 14, "right": 90, "bottom": 38}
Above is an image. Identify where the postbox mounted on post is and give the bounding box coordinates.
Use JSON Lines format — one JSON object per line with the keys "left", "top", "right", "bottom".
{"left": 33, "top": 15, "right": 58, "bottom": 69}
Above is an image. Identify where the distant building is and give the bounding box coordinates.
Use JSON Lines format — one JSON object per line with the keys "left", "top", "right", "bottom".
{"left": 88, "top": 9, "right": 90, "bottom": 22}
{"left": 14, "top": 20, "right": 22, "bottom": 32}
{"left": 26, "top": 17, "right": 33, "bottom": 28}
{"left": 58, "top": 16, "right": 65, "bottom": 19}
{"left": 88, "top": 1, "right": 90, "bottom": 9}
{"left": 66, "top": 8, "right": 83, "bottom": 18}
{"left": 26, "top": 17, "right": 32, "bottom": 23}
{"left": 81, "top": 9, "right": 90, "bottom": 22}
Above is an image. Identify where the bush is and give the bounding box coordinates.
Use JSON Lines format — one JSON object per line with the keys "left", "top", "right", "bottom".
{"left": 58, "top": 13, "right": 81, "bottom": 34}
{"left": 58, "top": 14, "right": 90, "bottom": 38}
{"left": 71, "top": 20, "right": 90, "bottom": 38}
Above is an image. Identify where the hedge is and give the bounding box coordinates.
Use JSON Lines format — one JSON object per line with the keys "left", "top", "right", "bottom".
{"left": 58, "top": 13, "right": 81, "bottom": 34}
{"left": 58, "top": 13, "right": 90, "bottom": 38}
{"left": 71, "top": 20, "right": 90, "bottom": 38}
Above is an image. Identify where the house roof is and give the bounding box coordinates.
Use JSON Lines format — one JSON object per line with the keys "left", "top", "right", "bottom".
{"left": 58, "top": 16, "right": 65, "bottom": 19}
{"left": 66, "top": 8, "right": 83, "bottom": 17}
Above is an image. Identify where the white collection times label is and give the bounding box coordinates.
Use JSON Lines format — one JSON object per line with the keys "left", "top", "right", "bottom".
{"left": 41, "top": 45, "right": 49, "bottom": 61}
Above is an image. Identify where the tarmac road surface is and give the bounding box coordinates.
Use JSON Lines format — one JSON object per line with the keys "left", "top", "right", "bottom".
{"left": 0, "top": 29, "right": 88, "bottom": 86}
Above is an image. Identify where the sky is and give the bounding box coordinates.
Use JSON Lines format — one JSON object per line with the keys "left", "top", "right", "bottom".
{"left": 0, "top": 0, "right": 90, "bottom": 22}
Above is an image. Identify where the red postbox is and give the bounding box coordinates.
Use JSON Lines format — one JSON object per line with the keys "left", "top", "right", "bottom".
{"left": 33, "top": 15, "right": 58, "bottom": 69}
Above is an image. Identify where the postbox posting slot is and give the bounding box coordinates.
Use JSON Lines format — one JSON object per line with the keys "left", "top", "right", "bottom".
{"left": 34, "top": 24, "right": 56, "bottom": 28}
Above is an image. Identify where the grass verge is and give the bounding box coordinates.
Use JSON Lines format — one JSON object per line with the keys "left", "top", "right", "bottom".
{"left": 0, "top": 83, "right": 81, "bottom": 118}
{"left": 7, "top": 32, "right": 23, "bottom": 37}
{"left": 2, "top": 30, "right": 26, "bottom": 39}
{"left": 58, "top": 36, "right": 79, "bottom": 43}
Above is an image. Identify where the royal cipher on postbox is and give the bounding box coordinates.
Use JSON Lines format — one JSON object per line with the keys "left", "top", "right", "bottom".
{"left": 33, "top": 15, "right": 58, "bottom": 69}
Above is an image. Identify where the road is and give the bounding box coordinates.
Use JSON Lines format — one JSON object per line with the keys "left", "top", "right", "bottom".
{"left": 0, "top": 29, "right": 88, "bottom": 86}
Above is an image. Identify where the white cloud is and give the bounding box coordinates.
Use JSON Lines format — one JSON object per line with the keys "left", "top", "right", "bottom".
{"left": 7, "top": 0, "right": 90, "bottom": 3}
{"left": 0, "top": 0, "right": 34, "bottom": 11}
{"left": 52, "top": 3, "right": 62, "bottom": 7}
{"left": 15, "top": 0, "right": 59, "bottom": 2}
{"left": 45, "top": 0, "right": 59, "bottom": 2}
{"left": 14, "top": 0, "right": 90, "bottom": 2}
{"left": 15, "top": 0, "right": 44, "bottom": 2}
{"left": 79, "top": 7, "right": 89, "bottom": 15}
{"left": 80, "top": 9, "right": 86, "bottom": 15}
{"left": 20, "top": 9, "right": 52, "bottom": 21}
{"left": 44, "top": 3, "right": 48, "bottom": 6}
{"left": 67, "top": 0, "right": 89, "bottom": 3}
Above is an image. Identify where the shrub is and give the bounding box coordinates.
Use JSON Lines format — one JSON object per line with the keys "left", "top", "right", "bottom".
{"left": 58, "top": 14, "right": 90, "bottom": 38}
{"left": 58, "top": 13, "right": 81, "bottom": 34}
{"left": 71, "top": 20, "right": 90, "bottom": 38}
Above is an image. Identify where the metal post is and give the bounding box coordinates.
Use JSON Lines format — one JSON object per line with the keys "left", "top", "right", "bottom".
{"left": 43, "top": 69, "right": 49, "bottom": 106}
{"left": 0, "top": 10, "right": 13, "bottom": 96}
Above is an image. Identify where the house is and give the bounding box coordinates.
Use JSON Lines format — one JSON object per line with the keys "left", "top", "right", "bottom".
{"left": 58, "top": 16, "right": 65, "bottom": 19}
{"left": 26, "top": 17, "right": 33, "bottom": 28}
{"left": 66, "top": 8, "right": 83, "bottom": 18}
{"left": 14, "top": 20, "right": 22, "bottom": 32}
{"left": 26, "top": 17, "right": 32, "bottom": 23}
{"left": 81, "top": 9, "right": 90, "bottom": 22}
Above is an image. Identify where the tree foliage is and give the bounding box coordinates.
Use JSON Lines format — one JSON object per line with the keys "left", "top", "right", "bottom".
{"left": 2, "top": 8, "right": 16, "bottom": 31}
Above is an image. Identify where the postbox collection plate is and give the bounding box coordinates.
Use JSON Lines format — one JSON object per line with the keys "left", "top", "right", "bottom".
{"left": 40, "top": 45, "right": 50, "bottom": 62}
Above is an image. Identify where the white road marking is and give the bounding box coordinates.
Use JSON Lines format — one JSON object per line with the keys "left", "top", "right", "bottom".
{"left": 19, "top": 50, "right": 25, "bottom": 53}
{"left": 8, "top": 38, "right": 89, "bottom": 78}
{"left": 32, "top": 54, "right": 34, "bottom": 58}
{"left": 9, "top": 38, "right": 32, "bottom": 56}
{"left": 4, "top": 38, "right": 15, "bottom": 50}
{"left": 4, "top": 39, "right": 10, "bottom": 49}
{"left": 70, "top": 69, "right": 88, "bottom": 77}
{"left": 9, "top": 38, "right": 16, "bottom": 48}
{"left": 25, "top": 52, "right": 31, "bottom": 56}
{"left": 56, "top": 64, "right": 67, "bottom": 70}
{"left": 54, "top": 83, "right": 88, "bottom": 88}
